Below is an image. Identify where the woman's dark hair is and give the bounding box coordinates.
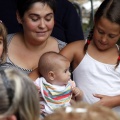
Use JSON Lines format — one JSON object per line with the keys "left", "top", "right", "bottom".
{"left": 17, "top": 0, "right": 56, "bottom": 18}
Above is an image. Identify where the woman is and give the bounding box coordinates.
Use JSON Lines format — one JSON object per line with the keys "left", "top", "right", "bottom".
{"left": 6, "top": 0, "right": 66, "bottom": 75}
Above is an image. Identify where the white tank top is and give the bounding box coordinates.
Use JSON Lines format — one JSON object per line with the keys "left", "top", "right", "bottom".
{"left": 73, "top": 52, "right": 120, "bottom": 113}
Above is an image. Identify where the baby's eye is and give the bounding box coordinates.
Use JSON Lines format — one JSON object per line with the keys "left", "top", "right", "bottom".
{"left": 64, "top": 68, "right": 70, "bottom": 73}
{"left": 64, "top": 69, "right": 68, "bottom": 73}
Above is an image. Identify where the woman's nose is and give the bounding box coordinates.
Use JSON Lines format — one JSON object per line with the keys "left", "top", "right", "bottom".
{"left": 38, "top": 19, "right": 46, "bottom": 28}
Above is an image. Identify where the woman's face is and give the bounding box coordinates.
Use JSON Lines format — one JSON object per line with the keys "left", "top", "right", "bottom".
{"left": 18, "top": 2, "right": 54, "bottom": 44}
{"left": 93, "top": 17, "right": 120, "bottom": 51}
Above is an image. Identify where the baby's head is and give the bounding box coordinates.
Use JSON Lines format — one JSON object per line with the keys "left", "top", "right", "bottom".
{"left": 0, "top": 21, "right": 7, "bottom": 63}
{"left": 38, "top": 51, "right": 71, "bottom": 86}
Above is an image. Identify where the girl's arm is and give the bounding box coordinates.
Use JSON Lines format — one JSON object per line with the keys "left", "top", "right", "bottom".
{"left": 60, "top": 41, "right": 80, "bottom": 62}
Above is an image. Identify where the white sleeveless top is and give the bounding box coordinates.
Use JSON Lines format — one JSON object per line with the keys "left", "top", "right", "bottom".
{"left": 73, "top": 52, "right": 120, "bottom": 113}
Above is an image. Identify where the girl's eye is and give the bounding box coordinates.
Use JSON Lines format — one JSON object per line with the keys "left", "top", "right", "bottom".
{"left": 98, "top": 29, "right": 104, "bottom": 34}
{"left": 109, "top": 34, "right": 116, "bottom": 38}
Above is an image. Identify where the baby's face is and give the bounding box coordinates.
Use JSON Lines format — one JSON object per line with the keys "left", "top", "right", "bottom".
{"left": 52, "top": 60, "right": 71, "bottom": 86}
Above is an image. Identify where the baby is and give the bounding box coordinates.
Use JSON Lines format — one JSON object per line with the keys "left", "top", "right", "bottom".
{"left": 34, "top": 51, "right": 83, "bottom": 117}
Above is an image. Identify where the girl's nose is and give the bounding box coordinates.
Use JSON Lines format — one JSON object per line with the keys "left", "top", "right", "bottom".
{"left": 101, "top": 34, "right": 107, "bottom": 43}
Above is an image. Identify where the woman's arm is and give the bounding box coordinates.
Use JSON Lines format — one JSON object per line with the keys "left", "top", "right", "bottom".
{"left": 28, "top": 68, "right": 39, "bottom": 81}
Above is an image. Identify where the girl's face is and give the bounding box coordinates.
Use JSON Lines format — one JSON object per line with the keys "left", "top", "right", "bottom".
{"left": 0, "top": 36, "right": 4, "bottom": 58}
{"left": 18, "top": 2, "right": 54, "bottom": 44}
{"left": 93, "top": 17, "right": 120, "bottom": 51}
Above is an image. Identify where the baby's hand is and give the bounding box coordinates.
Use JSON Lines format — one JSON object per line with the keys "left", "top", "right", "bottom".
{"left": 68, "top": 80, "right": 83, "bottom": 101}
{"left": 72, "top": 87, "right": 83, "bottom": 101}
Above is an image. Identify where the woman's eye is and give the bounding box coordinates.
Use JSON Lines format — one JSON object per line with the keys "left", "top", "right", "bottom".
{"left": 31, "top": 18, "right": 39, "bottom": 21}
{"left": 29, "top": 15, "right": 39, "bottom": 21}
{"left": 45, "top": 15, "right": 53, "bottom": 21}
{"left": 45, "top": 18, "right": 51, "bottom": 21}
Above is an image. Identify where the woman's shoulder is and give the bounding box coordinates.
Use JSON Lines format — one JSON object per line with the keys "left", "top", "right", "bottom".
{"left": 49, "top": 36, "right": 67, "bottom": 50}
{"left": 7, "top": 33, "right": 17, "bottom": 45}
{"left": 56, "top": 39, "right": 67, "bottom": 50}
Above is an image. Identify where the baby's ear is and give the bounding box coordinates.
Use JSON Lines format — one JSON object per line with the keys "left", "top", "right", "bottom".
{"left": 7, "top": 115, "right": 17, "bottom": 120}
{"left": 48, "top": 71, "right": 55, "bottom": 81}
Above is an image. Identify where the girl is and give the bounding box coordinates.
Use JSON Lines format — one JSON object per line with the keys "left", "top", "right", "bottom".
{"left": 60, "top": 0, "right": 120, "bottom": 114}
